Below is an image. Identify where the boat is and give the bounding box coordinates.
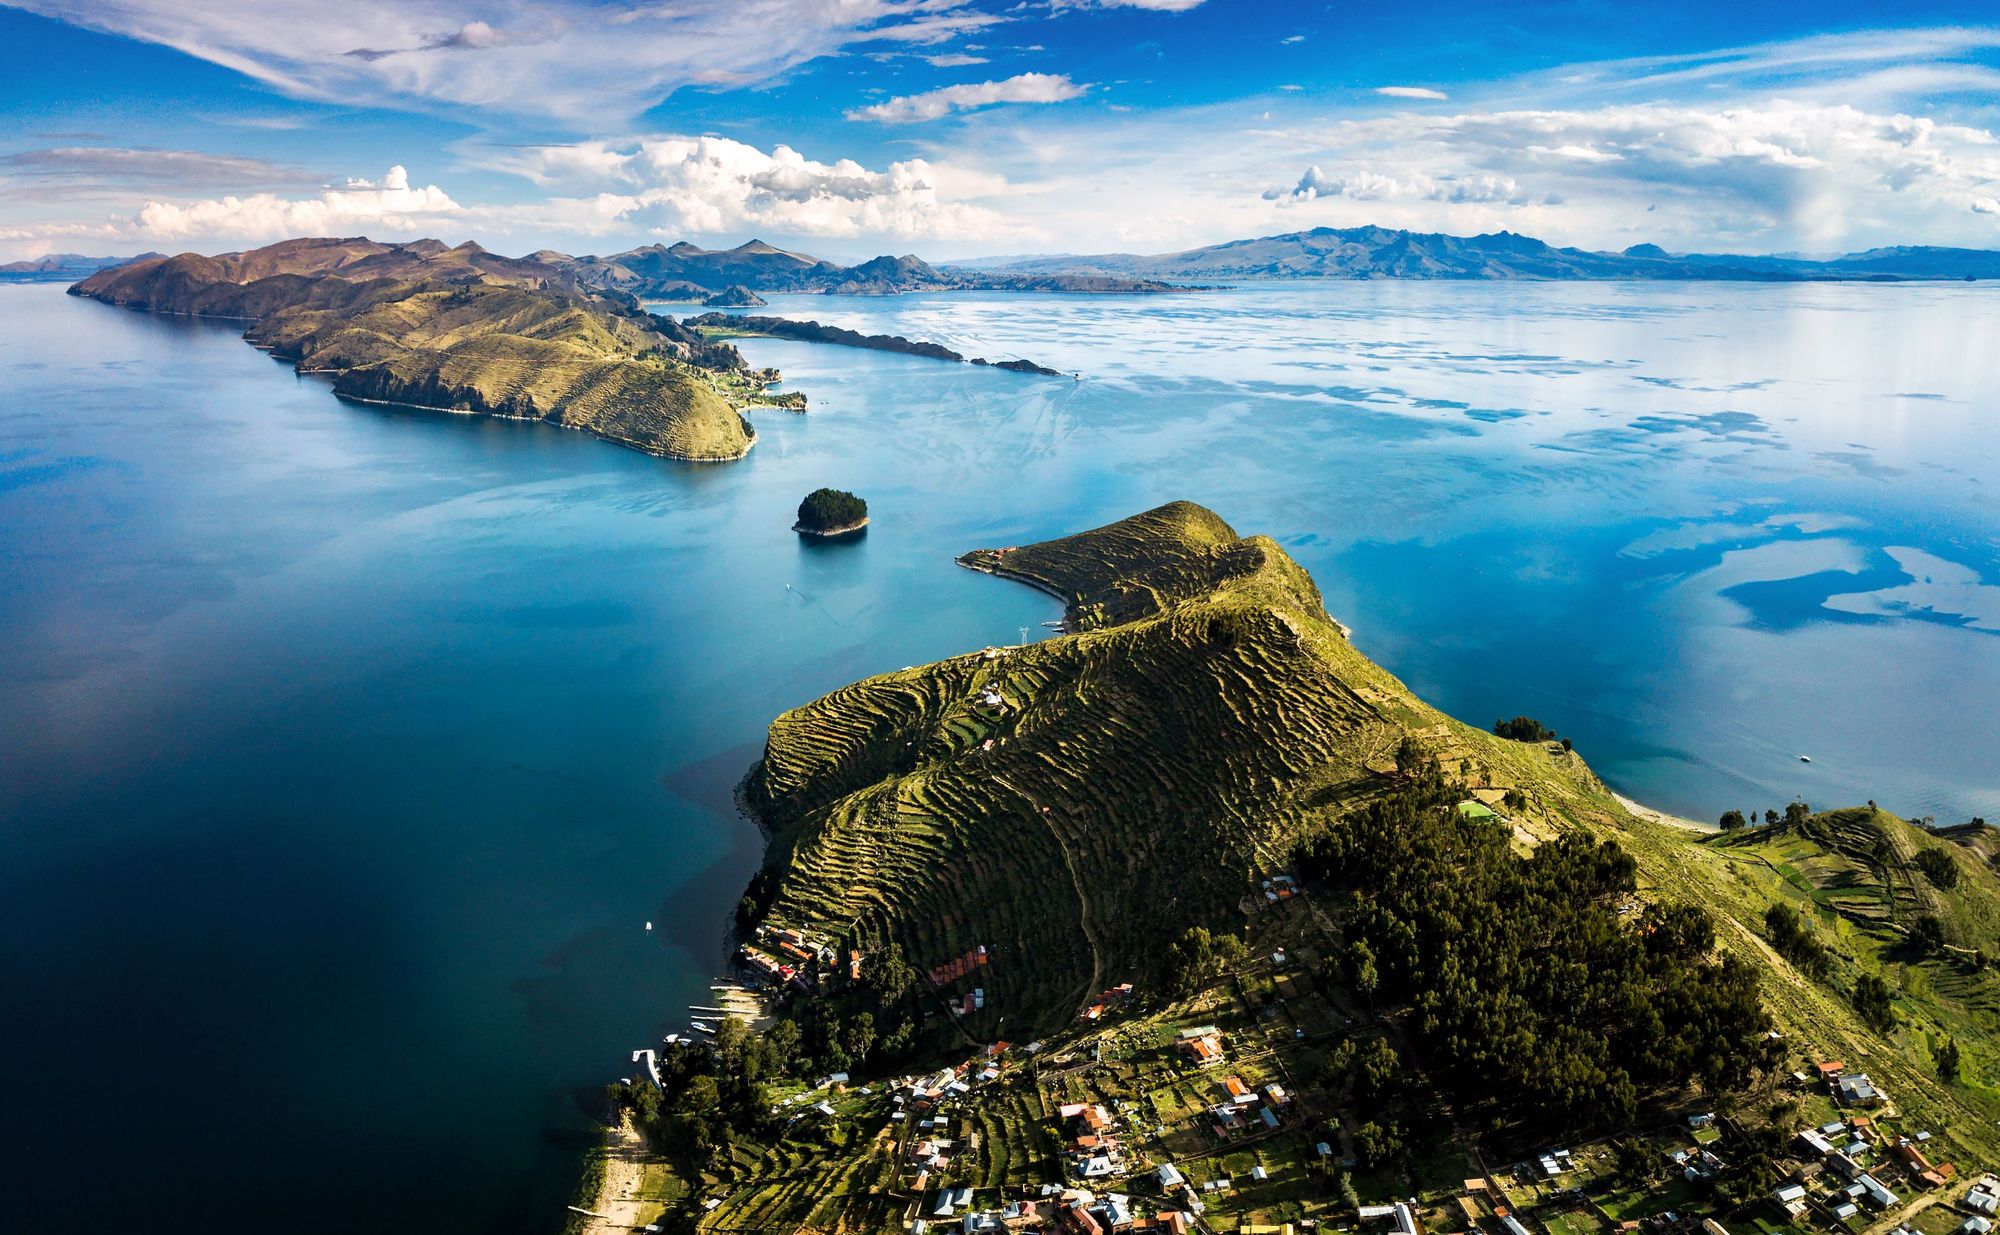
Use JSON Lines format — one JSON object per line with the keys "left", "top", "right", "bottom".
{"left": 645, "top": 921, "right": 653, "bottom": 931}
{"left": 1798, "top": 755, "right": 1813, "bottom": 763}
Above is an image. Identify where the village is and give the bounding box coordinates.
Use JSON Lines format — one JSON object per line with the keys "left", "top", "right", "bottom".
{"left": 660, "top": 864, "right": 1996, "bottom": 1235}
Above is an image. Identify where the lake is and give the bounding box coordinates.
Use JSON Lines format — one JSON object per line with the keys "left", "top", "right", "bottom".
{"left": 1, "top": 277, "right": 1994, "bottom": 1230}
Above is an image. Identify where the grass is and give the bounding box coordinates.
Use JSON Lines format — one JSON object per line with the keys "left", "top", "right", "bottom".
{"left": 748, "top": 503, "right": 1631, "bottom": 1036}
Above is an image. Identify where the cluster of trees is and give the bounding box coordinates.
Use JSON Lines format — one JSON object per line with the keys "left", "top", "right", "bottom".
{"left": 1297, "top": 774, "right": 1778, "bottom": 1132}
{"left": 1492, "top": 716, "right": 1569, "bottom": 749}
{"left": 1167, "top": 925, "right": 1249, "bottom": 995}
{"left": 1763, "top": 903, "right": 1831, "bottom": 978}
{"left": 615, "top": 1017, "right": 795, "bottom": 1167}
{"left": 612, "top": 939, "right": 929, "bottom": 1167}
{"left": 795, "top": 487, "right": 868, "bottom": 532}
{"left": 1719, "top": 801, "right": 1812, "bottom": 831}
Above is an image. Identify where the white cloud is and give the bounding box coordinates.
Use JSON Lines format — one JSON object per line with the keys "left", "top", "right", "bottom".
{"left": 1265, "top": 165, "right": 1527, "bottom": 205}
{"left": 0, "top": 164, "right": 460, "bottom": 252}
{"left": 847, "top": 72, "right": 1087, "bottom": 123}
{"left": 462, "top": 136, "right": 1021, "bottom": 242}
{"left": 5, "top": 0, "right": 1018, "bottom": 123}
{"left": 924, "top": 53, "right": 989, "bottom": 67}
{"left": 1376, "top": 86, "right": 1449, "bottom": 100}
{"left": 1281, "top": 35, "right": 1305, "bottom": 45}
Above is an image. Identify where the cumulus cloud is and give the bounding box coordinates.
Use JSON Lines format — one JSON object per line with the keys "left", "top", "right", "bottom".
{"left": 1376, "top": 86, "right": 1448, "bottom": 100}
{"left": 5, "top": 0, "right": 1020, "bottom": 122}
{"left": 847, "top": 72, "right": 1087, "bottom": 122}
{"left": 1265, "top": 165, "right": 1528, "bottom": 205}
{"left": 130, "top": 165, "right": 460, "bottom": 242}
{"left": 461, "top": 136, "right": 1020, "bottom": 241}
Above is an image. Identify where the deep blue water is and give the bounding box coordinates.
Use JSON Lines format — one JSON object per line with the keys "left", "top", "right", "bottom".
{"left": 1, "top": 277, "right": 1996, "bottom": 1230}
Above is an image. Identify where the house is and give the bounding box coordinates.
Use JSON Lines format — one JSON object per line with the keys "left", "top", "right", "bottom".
{"left": 1179, "top": 1029, "right": 1225, "bottom": 1066}
{"left": 1251, "top": 1166, "right": 1269, "bottom": 1182}
{"left": 1797, "top": 1130, "right": 1835, "bottom": 1158}
{"left": 1775, "top": 1184, "right": 1809, "bottom": 1218}
{"left": 1818, "top": 1061, "right": 1848, "bottom": 1079}
{"left": 1963, "top": 1221, "right": 1995, "bottom": 1235}
{"left": 1859, "top": 1175, "right": 1899, "bottom": 1209}
{"left": 1260, "top": 1107, "right": 1280, "bottom": 1130}
{"left": 1157, "top": 1164, "right": 1185, "bottom": 1189}
{"left": 1837, "top": 1074, "right": 1882, "bottom": 1106}
{"left": 1079, "top": 1156, "right": 1114, "bottom": 1179}
{"left": 1832, "top": 1202, "right": 1859, "bottom": 1221}
{"left": 1702, "top": 1221, "right": 1730, "bottom": 1235}
{"left": 1499, "top": 1215, "right": 1532, "bottom": 1235}
{"left": 1689, "top": 1113, "right": 1716, "bottom": 1128}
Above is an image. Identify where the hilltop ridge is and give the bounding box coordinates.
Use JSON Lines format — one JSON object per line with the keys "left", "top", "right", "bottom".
{"left": 745, "top": 502, "right": 1625, "bottom": 1035}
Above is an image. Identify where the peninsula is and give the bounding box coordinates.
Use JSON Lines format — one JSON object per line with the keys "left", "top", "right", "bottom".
{"left": 583, "top": 501, "right": 2000, "bottom": 1235}
{"left": 685, "top": 312, "right": 1065, "bottom": 376}
{"left": 71, "top": 238, "right": 761, "bottom": 461}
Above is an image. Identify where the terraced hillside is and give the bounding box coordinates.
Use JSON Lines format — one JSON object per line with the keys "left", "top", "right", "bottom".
{"left": 72, "top": 244, "right": 756, "bottom": 461}
{"left": 746, "top": 503, "right": 1631, "bottom": 1035}
{"left": 1637, "top": 806, "right": 2000, "bottom": 1146}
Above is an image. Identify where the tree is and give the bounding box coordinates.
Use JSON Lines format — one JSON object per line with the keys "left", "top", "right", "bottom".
{"left": 1916, "top": 848, "right": 1960, "bottom": 890}
{"left": 1908, "top": 913, "right": 1947, "bottom": 954}
{"left": 1393, "top": 736, "right": 1434, "bottom": 779}
{"left": 1719, "top": 810, "right": 1747, "bottom": 831}
{"left": 1783, "top": 800, "right": 1812, "bottom": 829}
{"left": 1938, "top": 1037, "right": 1963, "bottom": 1084}
{"left": 1852, "top": 973, "right": 1896, "bottom": 1032}
{"left": 1765, "top": 809, "right": 1780, "bottom": 827}
{"left": 1353, "top": 1120, "right": 1404, "bottom": 1167}
{"left": 1348, "top": 939, "right": 1379, "bottom": 1005}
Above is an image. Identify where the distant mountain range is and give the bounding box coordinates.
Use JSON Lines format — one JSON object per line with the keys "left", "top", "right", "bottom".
{"left": 949, "top": 225, "right": 2000, "bottom": 282}
{"left": 0, "top": 251, "right": 161, "bottom": 281}
{"left": 27, "top": 227, "right": 2000, "bottom": 300}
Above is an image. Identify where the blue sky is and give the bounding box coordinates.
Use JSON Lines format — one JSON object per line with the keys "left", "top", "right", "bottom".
{"left": 3, "top": 1, "right": 1999, "bottom": 261}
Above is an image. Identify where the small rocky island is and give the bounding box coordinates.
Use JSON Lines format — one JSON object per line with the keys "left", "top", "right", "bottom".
{"left": 793, "top": 488, "right": 869, "bottom": 537}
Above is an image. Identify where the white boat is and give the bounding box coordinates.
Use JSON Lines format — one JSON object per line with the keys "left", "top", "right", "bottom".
{"left": 1798, "top": 754, "right": 1813, "bottom": 763}
{"left": 645, "top": 921, "right": 653, "bottom": 931}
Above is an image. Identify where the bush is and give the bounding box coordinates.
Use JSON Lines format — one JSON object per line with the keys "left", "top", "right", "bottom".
{"left": 796, "top": 487, "right": 867, "bottom": 532}
{"left": 1916, "top": 847, "right": 1960, "bottom": 890}
{"left": 1493, "top": 715, "right": 1557, "bottom": 742}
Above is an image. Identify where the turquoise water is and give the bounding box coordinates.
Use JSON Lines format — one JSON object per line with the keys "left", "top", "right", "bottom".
{"left": 1, "top": 277, "right": 1995, "bottom": 1230}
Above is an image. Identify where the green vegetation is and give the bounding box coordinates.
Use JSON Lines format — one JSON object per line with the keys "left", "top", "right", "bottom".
{"left": 794, "top": 488, "right": 869, "bottom": 535}
{"left": 1493, "top": 715, "right": 1560, "bottom": 743}
{"left": 1299, "top": 770, "right": 1778, "bottom": 1132}
{"left": 72, "top": 240, "right": 759, "bottom": 461}
{"left": 603, "top": 500, "right": 2000, "bottom": 1232}
{"left": 749, "top": 502, "right": 1624, "bottom": 1039}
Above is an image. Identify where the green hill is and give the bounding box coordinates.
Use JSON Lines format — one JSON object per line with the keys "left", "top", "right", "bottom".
{"left": 71, "top": 243, "right": 757, "bottom": 462}
{"left": 606, "top": 502, "right": 2000, "bottom": 1235}
{"left": 747, "top": 503, "right": 1629, "bottom": 1036}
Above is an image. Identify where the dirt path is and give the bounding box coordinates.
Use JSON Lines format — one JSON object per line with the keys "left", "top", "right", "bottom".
{"left": 578, "top": 1115, "right": 654, "bottom": 1235}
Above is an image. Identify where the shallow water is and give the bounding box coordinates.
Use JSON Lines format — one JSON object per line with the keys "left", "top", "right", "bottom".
{"left": 0, "top": 277, "right": 1995, "bottom": 1230}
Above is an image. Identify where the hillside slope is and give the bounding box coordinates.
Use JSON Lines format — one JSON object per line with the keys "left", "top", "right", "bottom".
{"left": 72, "top": 245, "right": 756, "bottom": 462}
{"left": 745, "top": 503, "right": 1626, "bottom": 1034}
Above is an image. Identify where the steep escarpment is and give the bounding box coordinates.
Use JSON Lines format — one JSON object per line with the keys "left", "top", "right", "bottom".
{"left": 72, "top": 242, "right": 755, "bottom": 462}
{"left": 744, "top": 503, "right": 1624, "bottom": 1033}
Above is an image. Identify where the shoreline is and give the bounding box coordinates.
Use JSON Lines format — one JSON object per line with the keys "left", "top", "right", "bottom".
{"left": 572, "top": 1114, "right": 652, "bottom": 1235}
{"left": 793, "top": 516, "right": 869, "bottom": 537}
{"left": 1614, "top": 790, "right": 1717, "bottom": 833}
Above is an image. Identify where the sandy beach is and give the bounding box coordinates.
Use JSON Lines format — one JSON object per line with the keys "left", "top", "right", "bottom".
{"left": 1615, "top": 791, "right": 1717, "bottom": 833}
{"left": 576, "top": 1115, "right": 654, "bottom": 1235}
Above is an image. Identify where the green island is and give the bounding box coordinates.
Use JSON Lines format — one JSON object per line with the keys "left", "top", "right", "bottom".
{"left": 577, "top": 501, "right": 2000, "bottom": 1235}
{"left": 795, "top": 489, "right": 871, "bottom": 537}
{"left": 70, "top": 237, "right": 789, "bottom": 462}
